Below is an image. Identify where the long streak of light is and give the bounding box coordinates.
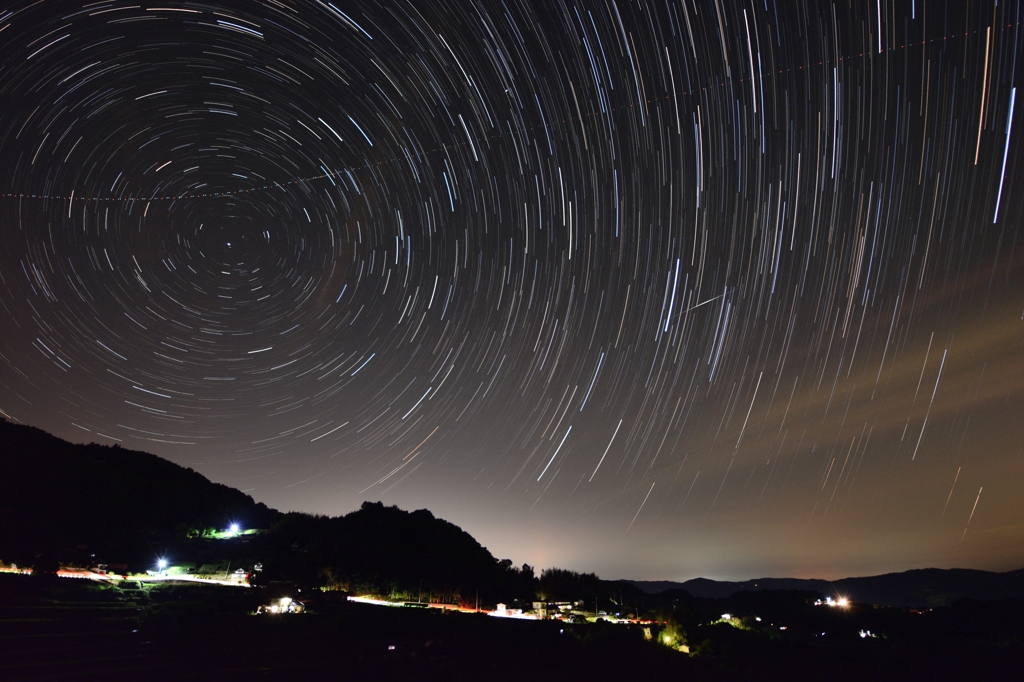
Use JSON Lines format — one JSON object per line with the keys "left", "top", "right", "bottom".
{"left": 993, "top": 88, "right": 1017, "bottom": 223}
{"left": 590, "top": 419, "right": 623, "bottom": 481}
{"left": 942, "top": 466, "right": 960, "bottom": 517}
{"left": 538, "top": 426, "right": 571, "bottom": 481}
{"left": 625, "top": 482, "right": 655, "bottom": 534}
{"left": 962, "top": 487, "right": 983, "bottom": 540}
{"left": 912, "top": 349, "right": 947, "bottom": 460}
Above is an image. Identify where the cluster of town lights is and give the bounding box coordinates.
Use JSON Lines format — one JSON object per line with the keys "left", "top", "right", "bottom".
{"left": 815, "top": 596, "right": 850, "bottom": 608}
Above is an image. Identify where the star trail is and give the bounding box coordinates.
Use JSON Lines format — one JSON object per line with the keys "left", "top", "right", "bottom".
{"left": 1, "top": 0, "right": 1021, "bottom": 581}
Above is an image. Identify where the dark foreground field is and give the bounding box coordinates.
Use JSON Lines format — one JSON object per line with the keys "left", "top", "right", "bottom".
{"left": 2, "top": 574, "right": 1021, "bottom": 682}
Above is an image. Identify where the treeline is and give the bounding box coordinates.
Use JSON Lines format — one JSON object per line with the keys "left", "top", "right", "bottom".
{"left": 235, "top": 503, "right": 665, "bottom": 610}
{"left": 250, "top": 501, "right": 537, "bottom": 605}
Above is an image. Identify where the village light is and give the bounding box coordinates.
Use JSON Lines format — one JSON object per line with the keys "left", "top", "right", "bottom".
{"left": 157, "top": 559, "right": 167, "bottom": 570}
{"left": 229, "top": 523, "right": 240, "bottom": 534}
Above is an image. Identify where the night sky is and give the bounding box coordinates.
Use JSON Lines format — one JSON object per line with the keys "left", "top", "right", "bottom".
{"left": 1, "top": 0, "right": 1021, "bottom": 581}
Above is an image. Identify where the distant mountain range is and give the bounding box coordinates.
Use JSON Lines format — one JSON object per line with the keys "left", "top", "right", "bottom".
{"left": 629, "top": 568, "right": 1024, "bottom": 608}
{"left": 4, "top": 418, "right": 1021, "bottom": 609}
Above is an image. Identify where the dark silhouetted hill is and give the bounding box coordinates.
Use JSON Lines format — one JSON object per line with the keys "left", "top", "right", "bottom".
{"left": 254, "top": 502, "right": 537, "bottom": 603}
{"left": 0, "top": 419, "right": 280, "bottom": 565}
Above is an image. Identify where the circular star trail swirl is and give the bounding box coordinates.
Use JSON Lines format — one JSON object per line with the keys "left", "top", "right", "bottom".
{"left": 1, "top": 1, "right": 1021, "bottom": 579}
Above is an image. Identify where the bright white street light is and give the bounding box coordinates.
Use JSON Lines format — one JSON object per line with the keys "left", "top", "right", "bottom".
{"left": 229, "top": 523, "right": 240, "bottom": 534}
